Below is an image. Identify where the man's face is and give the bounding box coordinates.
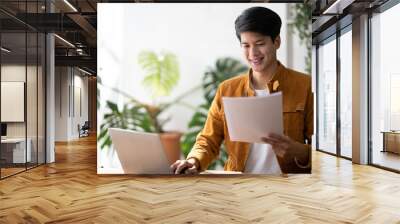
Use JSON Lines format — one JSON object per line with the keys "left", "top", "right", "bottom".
{"left": 240, "top": 32, "right": 280, "bottom": 73}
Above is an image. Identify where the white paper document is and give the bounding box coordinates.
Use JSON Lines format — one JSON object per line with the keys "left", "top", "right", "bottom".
{"left": 222, "top": 92, "right": 283, "bottom": 143}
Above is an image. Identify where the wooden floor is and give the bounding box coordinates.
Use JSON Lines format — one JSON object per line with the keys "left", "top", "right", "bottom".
{"left": 1, "top": 163, "right": 45, "bottom": 178}
{"left": 1, "top": 135, "right": 400, "bottom": 223}
{"left": 1, "top": 167, "right": 26, "bottom": 178}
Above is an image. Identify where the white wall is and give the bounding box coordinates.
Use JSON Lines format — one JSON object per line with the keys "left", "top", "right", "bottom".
{"left": 55, "top": 67, "right": 89, "bottom": 141}
{"left": 1, "top": 65, "right": 36, "bottom": 138}
{"left": 1, "top": 64, "right": 46, "bottom": 164}
{"left": 1, "top": 66, "right": 26, "bottom": 135}
{"left": 55, "top": 67, "right": 68, "bottom": 141}
{"left": 73, "top": 73, "right": 89, "bottom": 137}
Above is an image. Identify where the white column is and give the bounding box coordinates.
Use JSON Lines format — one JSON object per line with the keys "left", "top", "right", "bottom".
{"left": 46, "top": 33, "right": 55, "bottom": 163}
{"left": 352, "top": 14, "right": 369, "bottom": 164}
{"left": 45, "top": 0, "right": 56, "bottom": 163}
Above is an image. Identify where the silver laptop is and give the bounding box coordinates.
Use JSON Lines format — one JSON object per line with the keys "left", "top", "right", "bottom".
{"left": 108, "top": 128, "right": 172, "bottom": 174}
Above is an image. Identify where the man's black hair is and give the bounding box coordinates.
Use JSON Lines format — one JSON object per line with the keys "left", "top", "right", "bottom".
{"left": 235, "top": 7, "right": 282, "bottom": 42}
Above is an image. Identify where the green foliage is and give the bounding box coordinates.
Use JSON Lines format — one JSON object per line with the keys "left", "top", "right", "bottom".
{"left": 98, "top": 100, "right": 156, "bottom": 149}
{"left": 203, "top": 57, "right": 249, "bottom": 104}
{"left": 99, "top": 50, "right": 182, "bottom": 150}
{"left": 181, "top": 57, "right": 248, "bottom": 170}
{"left": 138, "top": 51, "right": 180, "bottom": 98}
{"left": 289, "top": 3, "right": 312, "bottom": 74}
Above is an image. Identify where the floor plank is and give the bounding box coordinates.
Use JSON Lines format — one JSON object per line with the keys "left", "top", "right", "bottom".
{"left": 0, "top": 135, "right": 400, "bottom": 223}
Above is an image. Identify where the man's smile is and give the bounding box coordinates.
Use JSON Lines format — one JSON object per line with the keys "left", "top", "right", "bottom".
{"left": 250, "top": 57, "right": 264, "bottom": 66}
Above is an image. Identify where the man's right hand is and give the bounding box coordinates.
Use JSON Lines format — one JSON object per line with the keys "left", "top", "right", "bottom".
{"left": 170, "top": 158, "right": 200, "bottom": 174}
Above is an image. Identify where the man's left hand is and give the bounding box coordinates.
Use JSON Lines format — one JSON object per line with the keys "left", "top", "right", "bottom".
{"left": 261, "top": 133, "right": 308, "bottom": 163}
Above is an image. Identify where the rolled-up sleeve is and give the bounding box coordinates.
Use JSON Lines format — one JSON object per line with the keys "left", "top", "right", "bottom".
{"left": 186, "top": 85, "right": 225, "bottom": 171}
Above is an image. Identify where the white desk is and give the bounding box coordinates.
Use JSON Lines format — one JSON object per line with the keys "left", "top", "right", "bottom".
{"left": 1, "top": 138, "right": 31, "bottom": 163}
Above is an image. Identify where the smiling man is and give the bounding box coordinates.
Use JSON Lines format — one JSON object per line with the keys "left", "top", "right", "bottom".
{"left": 171, "top": 6, "right": 313, "bottom": 175}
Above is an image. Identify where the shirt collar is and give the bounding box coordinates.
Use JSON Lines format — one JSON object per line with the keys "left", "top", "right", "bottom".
{"left": 245, "top": 60, "right": 285, "bottom": 96}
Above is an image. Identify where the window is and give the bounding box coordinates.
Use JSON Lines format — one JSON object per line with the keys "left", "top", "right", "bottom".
{"left": 339, "top": 28, "right": 352, "bottom": 158}
{"left": 371, "top": 2, "right": 400, "bottom": 171}
{"left": 317, "top": 36, "right": 337, "bottom": 154}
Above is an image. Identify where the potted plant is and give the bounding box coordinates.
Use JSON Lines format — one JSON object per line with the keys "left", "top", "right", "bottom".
{"left": 98, "top": 50, "right": 199, "bottom": 164}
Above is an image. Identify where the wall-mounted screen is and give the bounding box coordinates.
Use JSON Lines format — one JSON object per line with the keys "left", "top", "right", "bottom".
{"left": 1, "top": 82, "right": 25, "bottom": 122}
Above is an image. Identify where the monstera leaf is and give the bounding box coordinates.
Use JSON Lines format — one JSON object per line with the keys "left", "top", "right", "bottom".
{"left": 138, "top": 50, "right": 180, "bottom": 98}
{"left": 99, "top": 50, "right": 182, "bottom": 150}
{"left": 181, "top": 57, "right": 248, "bottom": 170}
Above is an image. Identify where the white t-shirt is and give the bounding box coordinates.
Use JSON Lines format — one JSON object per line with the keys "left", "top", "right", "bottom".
{"left": 244, "top": 89, "right": 282, "bottom": 175}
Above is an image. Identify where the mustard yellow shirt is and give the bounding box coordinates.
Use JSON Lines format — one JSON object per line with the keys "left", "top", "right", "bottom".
{"left": 187, "top": 61, "right": 313, "bottom": 173}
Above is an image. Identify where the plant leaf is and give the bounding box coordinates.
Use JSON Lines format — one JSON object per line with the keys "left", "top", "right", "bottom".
{"left": 138, "top": 50, "right": 180, "bottom": 98}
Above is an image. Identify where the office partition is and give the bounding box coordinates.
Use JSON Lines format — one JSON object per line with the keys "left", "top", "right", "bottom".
{"left": 0, "top": 1, "right": 47, "bottom": 179}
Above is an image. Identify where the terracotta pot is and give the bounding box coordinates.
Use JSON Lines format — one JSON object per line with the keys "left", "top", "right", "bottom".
{"left": 159, "top": 132, "right": 182, "bottom": 165}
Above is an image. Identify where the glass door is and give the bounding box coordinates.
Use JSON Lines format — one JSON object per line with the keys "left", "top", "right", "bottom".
{"left": 317, "top": 35, "right": 337, "bottom": 155}
{"left": 370, "top": 3, "right": 400, "bottom": 171}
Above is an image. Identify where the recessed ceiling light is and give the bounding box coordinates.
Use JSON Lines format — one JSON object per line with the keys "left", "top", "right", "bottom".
{"left": 63, "top": 0, "right": 78, "bottom": 12}
{"left": 1, "top": 47, "right": 11, "bottom": 53}
{"left": 78, "top": 67, "right": 92, "bottom": 76}
{"left": 322, "top": 0, "right": 354, "bottom": 15}
{"left": 54, "top": 34, "right": 75, "bottom": 48}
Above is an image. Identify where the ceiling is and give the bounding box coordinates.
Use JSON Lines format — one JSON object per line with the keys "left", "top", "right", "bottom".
{"left": 311, "top": 0, "right": 390, "bottom": 44}
{"left": 0, "top": 0, "right": 99, "bottom": 74}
